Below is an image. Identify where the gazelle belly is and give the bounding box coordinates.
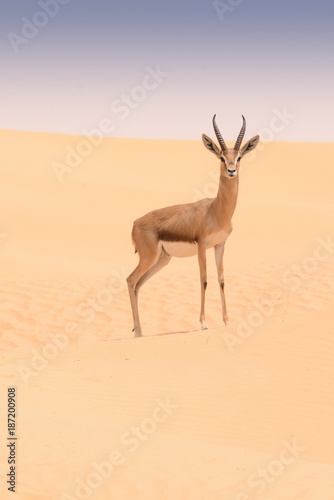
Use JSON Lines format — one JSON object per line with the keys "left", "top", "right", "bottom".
{"left": 161, "top": 241, "right": 198, "bottom": 258}
{"left": 160, "top": 230, "right": 227, "bottom": 258}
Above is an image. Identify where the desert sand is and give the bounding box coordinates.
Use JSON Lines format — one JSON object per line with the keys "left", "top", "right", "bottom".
{"left": 0, "top": 129, "right": 334, "bottom": 499}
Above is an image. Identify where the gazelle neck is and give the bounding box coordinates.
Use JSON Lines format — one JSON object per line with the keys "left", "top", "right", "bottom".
{"left": 213, "top": 174, "right": 239, "bottom": 222}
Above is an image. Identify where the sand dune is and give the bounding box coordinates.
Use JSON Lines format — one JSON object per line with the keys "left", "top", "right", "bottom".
{"left": 0, "top": 130, "right": 334, "bottom": 499}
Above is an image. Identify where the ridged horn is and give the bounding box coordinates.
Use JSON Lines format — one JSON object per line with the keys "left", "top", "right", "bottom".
{"left": 212, "top": 114, "right": 228, "bottom": 152}
{"left": 234, "top": 115, "right": 246, "bottom": 151}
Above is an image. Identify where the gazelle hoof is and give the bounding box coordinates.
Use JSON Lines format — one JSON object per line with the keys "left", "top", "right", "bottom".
{"left": 201, "top": 322, "right": 209, "bottom": 330}
{"left": 224, "top": 322, "right": 232, "bottom": 327}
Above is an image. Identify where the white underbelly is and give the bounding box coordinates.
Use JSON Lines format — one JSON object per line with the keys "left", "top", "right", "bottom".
{"left": 161, "top": 241, "right": 198, "bottom": 258}
{"left": 160, "top": 231, "right": 228, "bottom": 258}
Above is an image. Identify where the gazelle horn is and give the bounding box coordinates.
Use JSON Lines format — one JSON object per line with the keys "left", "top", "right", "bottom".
{"left": 212, "top": 114, "right": 228, "bottom": 152}
{"left": 234, "top": 115, "right": 246, "bottom": 151}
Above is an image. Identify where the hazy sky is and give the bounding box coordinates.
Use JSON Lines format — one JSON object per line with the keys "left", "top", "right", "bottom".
{"left": 1, "top": 0, "right": 333, "bottom": 141}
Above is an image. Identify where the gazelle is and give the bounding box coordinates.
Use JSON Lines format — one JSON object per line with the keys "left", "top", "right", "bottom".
{"left": 127, "top": 115, "right": 260, "bottom": 337}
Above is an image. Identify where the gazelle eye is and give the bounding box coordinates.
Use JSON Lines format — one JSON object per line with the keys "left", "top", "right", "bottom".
{"left": 220, "top": 157, "right": 226, "bottom": 163}
{"left": 237, "top": 157, "right": 242, "bottom": 162}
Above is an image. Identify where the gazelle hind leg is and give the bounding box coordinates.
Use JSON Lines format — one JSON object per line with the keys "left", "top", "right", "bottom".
{"left": 127, "top": 245, "right": 160, "bottom": 337}
{"left": 135, "top": 248, "right": 172, "bottom": 294}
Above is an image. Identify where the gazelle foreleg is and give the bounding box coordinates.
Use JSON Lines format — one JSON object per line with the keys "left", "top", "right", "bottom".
{"left": 214, "top": 242, "right": 231, "bottom": 326}
{"left": 198, "top": 242, "right": 208, "bottom": 330}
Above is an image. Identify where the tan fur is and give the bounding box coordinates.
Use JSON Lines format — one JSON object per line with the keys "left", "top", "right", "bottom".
{"left": 127, "top": 117, "right": 260, "bottom": 337}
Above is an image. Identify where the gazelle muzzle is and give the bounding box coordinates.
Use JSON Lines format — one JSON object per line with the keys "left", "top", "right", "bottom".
{"left": 227, "top": 168, "right": 237, "bottom": 177}
{"left": 226, "top": 161, "right": 237, "bottom": 178}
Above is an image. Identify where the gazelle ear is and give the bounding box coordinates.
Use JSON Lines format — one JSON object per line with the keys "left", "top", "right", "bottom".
{"left": 202, "top": 134, "right": 221, "bottom": 157}
{"left": 240, "top": 135, "right": 260, "bottom": 156}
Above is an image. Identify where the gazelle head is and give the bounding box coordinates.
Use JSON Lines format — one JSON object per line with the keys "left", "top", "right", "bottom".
{"left": 202, "top": 115, "right": 260, "bottom": 179}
